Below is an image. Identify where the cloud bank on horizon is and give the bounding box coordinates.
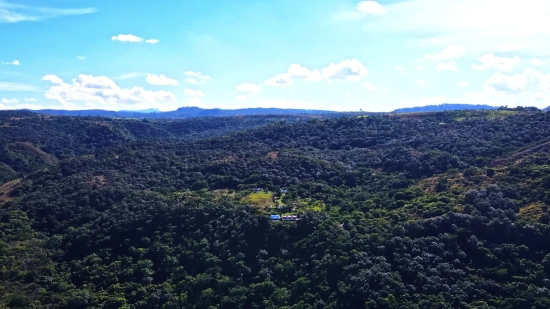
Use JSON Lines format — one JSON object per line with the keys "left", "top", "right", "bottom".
{"left": 1, "top": 0, "right": 550, "bottom": 112}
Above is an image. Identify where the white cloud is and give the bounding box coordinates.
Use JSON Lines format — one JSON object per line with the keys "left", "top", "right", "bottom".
{"left": 356, "top": 1, "right": 385, "bottom": 14}
{"left": 1, "top": 98, "right": 17, "bottom": 104}
{"left": 362, "top": 82, "right": 389, "bottom": 91}
{"left": 362, "top": 82, "right": 378, "bottom": 91}
{"left": 531, "top": 58, "right": 546, "bottom": 66}
{"left": 256, "top": 99, "right": 316, "bottom": 109}
{"left": 436, "top": 61, "right": 458, "bottom": 71}
{"left": 0, "top": 1, "right": 96, "bottom": 23}
{"left": 42, "top": 74, "right": 63, "bottom": 84}
{"left": 184, "top": 71, "right": 211, "bottom": 85}
{"left": 396, "top": 65, "right": 404, "bottom": 71}
{"left": 146, "top": 74, "right": 179, "bottom": 86}
{"left": 183, "top": 89, "right": 205, "bottom": 97}
{"left": 457, "top": 81, "right": 469, "bottom": 87}
{"left": 322, "top": 59, "right": 369, "bottom": 82}
{"left": 237, "top": 83, "right": 263, "bottom": 94}
{"left": 44, "top": 74, "right": 177, "bottom": 106}
{"left": 362, "top": 0, "right": 550, "bottom": 56}
{"left": 77, "top": 56, "right": 85, "bottom": 60}
{"left": 185, "top": 78, "right": 205, "bottom": 85}
{"left": 112, "top": 34, "right": 143, "bottom": 43}
{"left": 236, "top": 83, "right": 262, "bottom": 100}
{"left": 266, "top": 60, "right": 368, "bottom": 87}
{"left": 111, "top": 72, "right": 143, "bottom": 80}
{"left": 472, "top": 53, "right": 520, "bottom": 72}
{"left": 184, "top": 71, "right": 211, "bottom": 80}
{"left": 484, "top": 69, "right": 550, "bottom": 95}
{"left": 401, "top": 95, "right": 447, "bottom": 108}
{"left": 425, "top": 45, "right": 465, "bottom": 60}
{"left": 416, "top": 79, "right": 431, "bottom": 85}
{"left": 0, "top": 82, "right": 38, "bottom": 91}
{"left": 265, "top": 64, "right": 322, "bottom": 87}
{"left": 1, "top": 60, "right": 19, "bottom": 65}
{"left": 145, "top": 39, "right": 160, "bottom": 44}
{"left": 265, "top": 74, "right": 293, "bottom": 87}
{"left": 24, "top": 98, "right": 36, "bottom": 101}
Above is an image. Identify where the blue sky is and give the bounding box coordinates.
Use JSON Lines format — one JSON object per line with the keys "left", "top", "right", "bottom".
{"left": 1, "top": 0, "right": 550, "bottom": 112}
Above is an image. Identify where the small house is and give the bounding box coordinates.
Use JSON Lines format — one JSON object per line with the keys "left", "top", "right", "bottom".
{"left": 282, "top": 215, "right": 299, "bottom": 221}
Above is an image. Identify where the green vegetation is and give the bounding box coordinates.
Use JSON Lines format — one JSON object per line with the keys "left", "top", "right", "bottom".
{"left": 1, "top": 108, "right": 550, "bottom": 308}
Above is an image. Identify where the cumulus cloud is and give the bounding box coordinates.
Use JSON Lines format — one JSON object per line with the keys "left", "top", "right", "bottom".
{"left": 472, "top": 53, "right": 521, "bottom": 72}
{"left": 265, "top": 64, "right": 322, "bottom": 86}
{"left": 531, "top": 58, "right": 546, "bottom": 66}
{"left": 42, "top": 75, "right": 64, "bottom": 84}
{"left": 356, "top": 1, "right": 385, "bottom": 14}
{"left": 425, "top": 45, "right": 465, "bottom": 60}
{"left": 145, "top": 39, "right": 160, "bottom": 44}
{"left": 457, "top": 81, "right": 469, "bottom": 87}
{"left": 112, "top": 34, "right": 143, "bottom": 42}
{"left": 236, "top": 83, "right": 262, "bottom": 100}
{"left": 266, "top": 60, "right": 368, "bottom": 86}
{"left": 184, "top": 71, "right": 211, "bottom": 84}
{"left": 362, "top": 0, "right": 550, "bottom": 56}
{"left": 436, "top": 62, "right": 458, "bottom": 71}
{"left": 77, "top": 56, "right": 85, "bottom": 60}
{"left": 322, "top": 59, "right": 369, "bottom": 82}
{"left": 44, "top": 74, "right": 177, "bottom": 106}
{"left": 1, "top": 60, "right": 19, "bottom": 65}
{"left": 146, "top": 74, "right": 179, "bottom": 86}
{"left": 1, "top": 98, "right": 17, "bottom": 104}
{"left": 484, "top": 69, "right": 550, "bottom": 95}
{"left": 183, "top": 89, "right": 205, "bottom": 97}
{"left": 416, "top": 79, "right": 431, "bottom": 85}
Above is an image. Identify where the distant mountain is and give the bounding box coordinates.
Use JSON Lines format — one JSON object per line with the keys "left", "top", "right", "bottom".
{"left": 120, "top": 108, "right": 161, "bottom": 113}
{"left": 544, "top": 106, "right": 550, "bottom": 112}
{"left": 24, "top": 106, "right": 340, "bottom": 119}
{"left": 392, "top": 104, "right": 500, "bottom": 113}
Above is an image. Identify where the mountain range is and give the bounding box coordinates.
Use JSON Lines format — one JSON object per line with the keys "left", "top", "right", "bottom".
{"left": 16, "top": 104, "right": 539, "bottom": 119}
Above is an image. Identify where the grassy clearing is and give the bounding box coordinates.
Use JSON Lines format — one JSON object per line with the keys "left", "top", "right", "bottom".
{"left": 519, "top": 202, "right": 545, "bottom": 223}
{"left": 242, "top": 191, "right": 276, "bottom": 209}
{"left": 0, "top": 178, "right": 21, "bottom": 205}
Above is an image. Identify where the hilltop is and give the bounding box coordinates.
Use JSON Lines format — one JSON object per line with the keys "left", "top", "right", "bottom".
{"left": 2, "top": 108, "right": 550, "bottom": 308}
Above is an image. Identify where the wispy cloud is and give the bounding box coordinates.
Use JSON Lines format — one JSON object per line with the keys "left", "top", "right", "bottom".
{"left": 146, "top": 39, "right": 160, "bottom": 44}
{"left": 111, "top": 72, "right": 144, "bottom": 80}
{"left": 0, "top": 82, "right": 38, "bottom": 91}
{"left": 0, "top": 1, "right": 97, "bottom": 23}
{"left": 146, "top": 74, "right": 179, "bottom": 86}
{"left": 112, "top": 35, "right": 160, "bottom": 44}
{"left": 1, "top": 60, "right": 19, "bottom": 65}
{"left": 112, "top": 34, "right": 143, "bottom": 43}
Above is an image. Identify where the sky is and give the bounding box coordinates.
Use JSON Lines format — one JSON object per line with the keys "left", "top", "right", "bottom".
{"left": 1, "top": 0, "right": 550, "bottom": 112}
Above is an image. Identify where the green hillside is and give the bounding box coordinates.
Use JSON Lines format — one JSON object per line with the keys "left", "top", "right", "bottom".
{"left": 2, "top": 109, "right": 550, "bottom": 308}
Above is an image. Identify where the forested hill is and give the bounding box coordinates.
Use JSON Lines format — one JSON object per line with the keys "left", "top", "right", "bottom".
{"left": 2, "top": 109, "right": 550, "bottom": 308}
{"left": 24, "top": 106, "right": 348, "bottom": 119}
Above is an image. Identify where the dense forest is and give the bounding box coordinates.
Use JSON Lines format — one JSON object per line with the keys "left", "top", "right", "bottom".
{"left": 2, "top": 108, "right": 550, "bottom": 308}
